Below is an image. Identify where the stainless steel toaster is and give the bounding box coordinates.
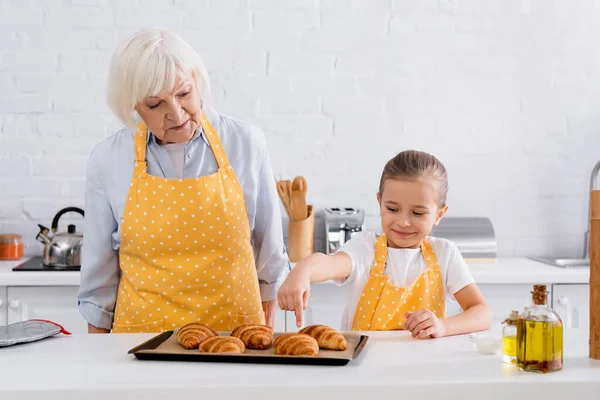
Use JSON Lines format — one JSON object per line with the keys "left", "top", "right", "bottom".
{"left": 324, "top": 207, "right": 365, "bottom": 255}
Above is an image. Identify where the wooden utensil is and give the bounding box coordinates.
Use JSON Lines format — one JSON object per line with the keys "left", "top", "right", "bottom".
{"left": 591, "top": 189, "right": 600, "bottom": 359}
{"left": 291, "top": 176, "right": 308, "bottom": 221}
{"left": 276, "top": 180, "right": 294, "bottom": 219}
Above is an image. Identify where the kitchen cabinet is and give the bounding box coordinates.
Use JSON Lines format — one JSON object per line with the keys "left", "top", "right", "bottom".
{"left": 0, "top": 286, "right": 6, "bottom": 326}
{"left": 6, "top": 286, "right": 88, "bottom": 333}
{"left": 283, "top": 283, "right": 559, "bottom": 331}
{"left": 274, "top": 308, "right": 286, "bottom": 332}
{"left": 476, "top": 284, "right": 534, "bottom": 322}
{"left": 285, "top": 283, "right": 350, "bottom": 331}
{"left": 2, "top": 285, "right": 288, "bottom": 334}
{"left": 0, "top": 282, "right": 590, "bottom": 334}
{"left": 552, "top": 284, "right": 590, "bottom": 330}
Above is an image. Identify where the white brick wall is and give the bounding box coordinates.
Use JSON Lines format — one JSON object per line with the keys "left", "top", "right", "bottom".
{"left": 1, "top": 0, "right": 599, "bottom": 259}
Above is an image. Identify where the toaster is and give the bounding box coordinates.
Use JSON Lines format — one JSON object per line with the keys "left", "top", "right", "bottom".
{"left": 324, "top": 207, "right": 365, "bottom": 255}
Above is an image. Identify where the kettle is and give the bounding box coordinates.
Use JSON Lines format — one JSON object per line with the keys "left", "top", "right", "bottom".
{"left": 36, "top": 207, "right": 84, "bottom": 268}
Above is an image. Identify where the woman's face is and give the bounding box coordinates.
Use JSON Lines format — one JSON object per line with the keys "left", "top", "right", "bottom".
{"left": 135, "top": 76, "right": 201, "bottom": 144}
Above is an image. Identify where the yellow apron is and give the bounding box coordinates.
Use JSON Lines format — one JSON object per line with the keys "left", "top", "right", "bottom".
{"left": 352, "top": 234, "right": 445, "bottom": 331}
{"left": 112, "top": 113, "right": 265, "bottom": 333}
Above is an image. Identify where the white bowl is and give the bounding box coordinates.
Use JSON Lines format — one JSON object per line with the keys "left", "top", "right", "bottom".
{"left": 469, "top": 332, "right": 502, "bottom": 354}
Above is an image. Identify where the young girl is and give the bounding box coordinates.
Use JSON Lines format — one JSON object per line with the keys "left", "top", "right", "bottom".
{"left": 277, "top": 150, "right": 492, "bottom": 338}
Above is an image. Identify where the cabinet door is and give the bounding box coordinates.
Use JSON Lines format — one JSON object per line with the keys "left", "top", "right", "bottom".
{"left": 285, "top": 283, "right": 350, "bottom": 331}
{"left": 552, "top": 284, "right": 590, "bottom": 330}
{"left": 476, "top": 284, "right": 534, "bottom": 323}
{"left": 7, "top": 286, "right": 88, "bottom": 333}
{"left": 274, "top": 308, "right": 286, "bottom": 332}
{"left": 0, "top": 286, "right": 6, "bottom": 326}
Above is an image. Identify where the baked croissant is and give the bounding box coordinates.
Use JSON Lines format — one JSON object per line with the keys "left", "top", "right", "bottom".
{"left": 299, "top": 324, "right": 347, "bottom": 351}
{"left": 273, "top": 333, "right": 319, "bottom": 356}
{"left": 176, "top": 322, "right": 218, "bottom": 349}
{"left": 230, "top": 324, "right": 274, "bottom": 350}
{"left": 199, "top": 336, "right": 245, "bottom": 354}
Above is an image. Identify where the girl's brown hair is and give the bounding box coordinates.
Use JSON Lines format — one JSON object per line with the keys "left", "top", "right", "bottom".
{"left": 378, "top": 150, "right": 448, "bottom": 208}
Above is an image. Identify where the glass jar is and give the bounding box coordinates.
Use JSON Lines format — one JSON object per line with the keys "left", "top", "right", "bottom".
{"left": 502, "top": 310, "right": 518, "bottom": 364}
{"left": 0, "top": 234, "right": 24, "bottom": 260}
{"left": 516, "top": 284, "right": 563, "bottom": 373}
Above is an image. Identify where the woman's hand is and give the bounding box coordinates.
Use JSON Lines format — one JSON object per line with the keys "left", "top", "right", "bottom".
{"left": 262, "top": 300, "right": 276, "bottom": 328}
{"left": 404, "top": 309, "right": 447, "bottom": 339}
{"left": 88, "top": 323, "right": 110, "bottom": 334}
{"left": 277, "top": 267, "right": 311, "bottom": 328}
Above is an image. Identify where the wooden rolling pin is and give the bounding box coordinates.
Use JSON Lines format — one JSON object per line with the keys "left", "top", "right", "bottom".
{"left": 591, "top": 190, "right": 600, "bottom": 360}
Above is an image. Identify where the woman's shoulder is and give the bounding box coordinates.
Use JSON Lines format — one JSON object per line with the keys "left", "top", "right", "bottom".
{"left": 90, "top": 127, "right": 135, "bottom": 160}
{"left": 211, "top": 109, "right": 267, "bottom": 151}
{"left": 86, "top": 127, "right": 135, "bottom": 175}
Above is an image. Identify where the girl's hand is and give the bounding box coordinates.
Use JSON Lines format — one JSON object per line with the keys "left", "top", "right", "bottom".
{"left": 404, "top": 309, "right": 447, "bottom": 339}
{"left": 277, "top": 267, "right": 311, "bottom": 327}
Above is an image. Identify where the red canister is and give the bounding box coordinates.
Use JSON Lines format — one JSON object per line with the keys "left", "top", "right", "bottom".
{"left": 0, "top": 234, "right": 24, "bottom": 260}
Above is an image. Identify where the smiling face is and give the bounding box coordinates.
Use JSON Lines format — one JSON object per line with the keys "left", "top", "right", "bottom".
{"left": 135, "top": 75, "right": 201, "bottom": 144}
{"left": 377, "top": 177, "right": 448, "bottom": 249}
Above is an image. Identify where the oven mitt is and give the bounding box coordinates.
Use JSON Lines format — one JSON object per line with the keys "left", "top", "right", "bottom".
{"left": 0, "top": 319, "right": 71, "bottom": 347}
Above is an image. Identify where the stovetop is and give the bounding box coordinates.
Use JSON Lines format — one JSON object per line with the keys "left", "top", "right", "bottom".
{"left": 12, "top": 256, "right": 80, "bottom": 272}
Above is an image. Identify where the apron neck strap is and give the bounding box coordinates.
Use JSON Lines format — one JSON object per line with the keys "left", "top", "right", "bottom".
{"left": 372, "top": 234, "right": 388, "bottom": 274}
{"left": 132, "top": 112, "right": 231, "bottom": 173}
{"left": 134, "top": 121, "right": 148, "bottom": 173}
{"left": 371, "top": 234, "right": 437, "bottom": 274}
{"left": 200, "top": 112, "right": 229, "bottom": 169}
{"left": 420, "top": 239, "right": 439, "bottom": 270}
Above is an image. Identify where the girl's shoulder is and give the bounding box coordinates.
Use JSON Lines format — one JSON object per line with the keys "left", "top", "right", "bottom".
{"left": 337, "top": 231, "right": 379, "bottom": 260}
{"left": 426, "top": 236, "right": 460, "bottom": 258}
{"left": 344, "top": 231, "right": 379, "bottom": 246}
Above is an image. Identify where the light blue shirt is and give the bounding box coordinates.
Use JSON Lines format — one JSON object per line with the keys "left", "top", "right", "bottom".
{"left": 77, "top": 107, "right": 291, "bottom": 330}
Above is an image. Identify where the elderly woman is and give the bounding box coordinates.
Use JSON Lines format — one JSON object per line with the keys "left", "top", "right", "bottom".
{"left": 77, "top": 27, "right": 289, "bottom": 333}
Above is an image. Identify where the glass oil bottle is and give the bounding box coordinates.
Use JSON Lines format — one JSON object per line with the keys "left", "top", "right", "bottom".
{"left": 502, "top": 310, "right": 518, "bottom": 364}
{"left": 516, "top": 284, "right": 563, "bottom": 373}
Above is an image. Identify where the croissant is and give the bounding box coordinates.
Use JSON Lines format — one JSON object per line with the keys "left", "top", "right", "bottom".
{"left": 230, "top": 324, "right": 274, "bottom": 350}
{"left": 199, "top": 336, "right": 245, "bottom": 354}
{"left": 273, "top": 333, "right": 319, "bottom": 356}
{"left": 299, "top": 324, "right": 347, "bottom": 351}
{"left": 176, "top": 322, "right": 218, "bottom": 349}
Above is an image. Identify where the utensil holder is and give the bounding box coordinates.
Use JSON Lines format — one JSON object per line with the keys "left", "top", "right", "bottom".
{"left": 288, "top": 205, "right": 315, "bottom": 262}
{"left": 591, "top": 190, "right": 600, "bottom": 360}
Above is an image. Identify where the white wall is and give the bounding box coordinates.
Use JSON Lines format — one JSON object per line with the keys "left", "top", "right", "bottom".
{"left": 1, "top": 0, "right": 599, "bottom": 258}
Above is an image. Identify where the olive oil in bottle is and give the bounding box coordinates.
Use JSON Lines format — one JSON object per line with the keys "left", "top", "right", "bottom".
{"left": 502, "top": 310, "right": 518, "bottom": 364}
{"left": 516, "top": 284, "right": 563, "bottom": 373}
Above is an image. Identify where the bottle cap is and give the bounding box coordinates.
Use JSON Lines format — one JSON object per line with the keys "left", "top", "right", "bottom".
{"left": 503, "top": 310, "right": 519, "bottom": 325}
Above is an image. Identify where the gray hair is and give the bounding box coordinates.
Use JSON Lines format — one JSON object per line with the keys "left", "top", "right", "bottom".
{"left": 106, "top": 27, "right": 212, "bottom": 129}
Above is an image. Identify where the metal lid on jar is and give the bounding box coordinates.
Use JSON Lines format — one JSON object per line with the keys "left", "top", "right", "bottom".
{"left": 0, "top": 234, "right": 23, "bottom": 245}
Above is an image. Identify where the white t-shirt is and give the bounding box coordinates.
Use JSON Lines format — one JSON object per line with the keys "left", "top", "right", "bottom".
{"left": 335, "top": 232, "right": 475, "bottom": 331}
{"left": 159, "top": 141, "right": 189, "bottom": 179}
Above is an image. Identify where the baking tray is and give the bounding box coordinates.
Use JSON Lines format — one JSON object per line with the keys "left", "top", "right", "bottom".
{"left": 128, "top": 331, "right": 368, "bottom": 366}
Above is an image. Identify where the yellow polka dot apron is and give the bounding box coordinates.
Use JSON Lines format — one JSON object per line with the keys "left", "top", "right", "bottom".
{"left": 352, "top": 234, "right": 445, "bottom": 331}
{"left": 112, "top": 113, "right": 265, "bottom": 333}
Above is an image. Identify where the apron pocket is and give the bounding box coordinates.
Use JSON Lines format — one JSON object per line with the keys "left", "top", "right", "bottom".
{"left": 228, "top": 313, "right": 265, "bottom": 332}
{"left": 112, "top": 319, "right": 164, "bottom": 334}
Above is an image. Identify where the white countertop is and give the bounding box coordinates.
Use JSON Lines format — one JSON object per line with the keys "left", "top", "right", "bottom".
{"left": 464, "top": 257, "right": 589, "bottom": 284}
{"left": 0, "top": 328, "right": 597, "bottom": 399}
{"left": 0, "top": 258, "right": 80, "bottom": 286}
{"left": 0, "top": 257, "right": 590, "bottom": 287}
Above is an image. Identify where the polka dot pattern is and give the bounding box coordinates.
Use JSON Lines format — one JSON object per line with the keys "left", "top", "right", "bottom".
{"left": 352, "top": 234, "right": 445, "bottom": 331}
{"left": 112, "top": 115, "right": 265, "bottom": 334}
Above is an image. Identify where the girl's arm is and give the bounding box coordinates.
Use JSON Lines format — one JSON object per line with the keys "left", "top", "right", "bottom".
{"left": 442, "top": 283, "right": 493, "bottom": 336}
{"left": 277, "top": 252, "right": 352, "bottom": 327}
{"left": 405, "top": 283, "right": 493, "bottom": 338}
